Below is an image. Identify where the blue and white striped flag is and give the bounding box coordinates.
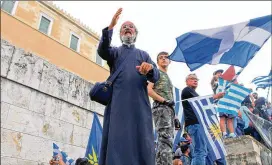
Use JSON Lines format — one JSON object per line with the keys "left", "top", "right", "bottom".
{"left": 169, "top": 15, "right": 272, "bottom": 71}
{"left": 251, "top": 70, "right": 272, "bottom": 89}
{"left": 217, "top": 84, "right": 251, "bottom": 116}
{"left": 188, "top": 95, "right": 227, "bottom": 161}
{"left": 216, "top": 78, "right": 231, "bottom": 94}
{"left": 173, "top": 87, "right": 185, "bottom": 152}
{"left": 53, "top": 143, "right": 75, "bottom": 165}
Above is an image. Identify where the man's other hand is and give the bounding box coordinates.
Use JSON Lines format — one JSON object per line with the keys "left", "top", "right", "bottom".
{"left": 136, "top": 62, "right": 153, "bottom": 75}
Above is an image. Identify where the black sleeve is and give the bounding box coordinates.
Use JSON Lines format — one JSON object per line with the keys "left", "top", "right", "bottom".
{"left": 181, "top": 87, "right": 194, "bottom": 100}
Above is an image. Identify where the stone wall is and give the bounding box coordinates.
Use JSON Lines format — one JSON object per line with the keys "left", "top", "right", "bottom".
{"left": 1, "top": 39, "right": 105, "bottom": 165}
{"left": 224, "top": 135, "right": 272, "bottom": 165}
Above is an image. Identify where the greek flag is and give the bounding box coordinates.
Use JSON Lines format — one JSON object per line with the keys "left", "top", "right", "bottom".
{"left": 169, "top": 15, "right": 272, "bottom": 71}
{"left": 217, "top": 84, "right": 251, "bottom": 116}
{"left": 188, "top": 95, "right": 227, "bottom": 161}
{"left": 242, "top": 107, "right": 272, "bottom": 149}
{"left": 173, "top": 87, "right": 185, "bottom": 152}
{"left": 53, "top": 143, "right": 75, "bottom": 165}
{"left": 251, "top": 70, "right": 272, "bottom": 89}
{"left": 216, "top": 78, "right": 231, "bottom": 94}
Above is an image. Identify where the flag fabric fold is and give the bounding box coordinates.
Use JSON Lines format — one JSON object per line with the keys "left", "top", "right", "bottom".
{"left": 216, "top": 78, "right": 231, "bottom": 94}
{"left": 251, "top": 70, "right": 272, "bottom": 89}
{"left": 187, "top": 95, "right": 227, "bottom": 161}
{"left": 169, "top": 15, "right": 272, "bottom": 71}
{"left": 172, "top": 87, "right": 185, "bottom": 152}
{"left": 53, "top": 143, "right": 75, "bottom": 165}
{"left": 85, "top": 112, "right": 103, "bottom": 165}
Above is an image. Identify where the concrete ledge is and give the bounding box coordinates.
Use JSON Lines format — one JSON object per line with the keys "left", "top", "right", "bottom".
{"left": 224, "top": 135, "right": 272, "bottom": 165}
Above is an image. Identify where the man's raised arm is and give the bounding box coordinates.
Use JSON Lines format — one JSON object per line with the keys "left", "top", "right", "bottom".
{"left": 97, "top": 8, "right": 122, "bottom": 61}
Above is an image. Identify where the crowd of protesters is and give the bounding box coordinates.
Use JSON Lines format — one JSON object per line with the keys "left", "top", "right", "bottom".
{"left": 48, "top": 8, "right": 271, "bottom": 165}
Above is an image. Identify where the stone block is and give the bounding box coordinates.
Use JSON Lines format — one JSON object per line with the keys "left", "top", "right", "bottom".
{"left": 226, "top": 151, "right": 262, "bottom": 165}
{"left": 67, "top": 74, "right": 87, "bottom": 108}
{"left": 39, "top": 116, "right": 74, "bottom": 144}
{"left": 85, "top": 83, "right": 93, "bottom": 111}
{"left": 20, "top": 131, "right": 52, "bottom": 163}
{"left": 91, "top": 101, "right": 105, "bottom": 115}
{"left": 1, "top": 102, "right": 10, "bottom": 127}
{"left": 1, "top": 78, "right": 32, "bottom": 109}
{"left": 1, "top": 156, "right": 18, "bottom": 165}
{"left": 73, "top": 125, "right": 90, "bottom": 148}
{"left": 29, "top": 91, "right": 62, "bottom": 119}
{"left": 39, "top": 61, "right": 70, "bottom": 101}
{"left": 60, "top": 102, "right": 87, "bottom": 127}
{"left": 1, "top": 39, "right": 14, "bottom": 77}
{"left": 7, "top": 48, "right": 43, "bottom": 90}
{"left": 2, "top": 105, "right": 44, "bottom": 136}
{"left": 1, "top": 128, "right": 22, "bottom": 157}
{"left": 1, "top": 157, "right": 45, "bottom": 165}
{"left": 225, "top": 136, "right": 260, "bottom": 155}
{"left": 85, "top": 111, "right": 94, "bottom": 129}
{"left": 224, "top": 135, "right": 272, "bottom": 165}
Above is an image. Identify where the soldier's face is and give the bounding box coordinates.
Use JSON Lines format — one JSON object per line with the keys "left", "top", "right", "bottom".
{"left": 157, "top": 54, "right": 170, "bottom": 68}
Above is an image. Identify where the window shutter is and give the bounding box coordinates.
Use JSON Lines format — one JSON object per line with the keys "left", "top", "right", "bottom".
{"left": 39, "top": 16, "right": 51, "bottom": 34}
{"left": 70, "top": 35, "right": 79, "bottom": 51}
{"left": 1, "top": 1, "right": 15, "bottom": 14}
{"left": 96, "top": 52, "right": 103, "bottom": 66}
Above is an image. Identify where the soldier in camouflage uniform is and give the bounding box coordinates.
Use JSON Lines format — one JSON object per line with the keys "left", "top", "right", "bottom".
{"left": 147, "top": 51, "right": 175, "bottom": 165}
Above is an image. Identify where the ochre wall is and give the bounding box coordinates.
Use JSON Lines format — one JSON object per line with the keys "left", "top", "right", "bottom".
{"left": 1, "top": 11, "right": 109, "bottom": 83}
{"left": 13, "top": 1, "right": 99, "bottom": 62}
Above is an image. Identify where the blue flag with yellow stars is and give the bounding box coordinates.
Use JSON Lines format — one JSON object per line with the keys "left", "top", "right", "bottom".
{"left": 85, "top": 112, "right": 103, "bottom": 165}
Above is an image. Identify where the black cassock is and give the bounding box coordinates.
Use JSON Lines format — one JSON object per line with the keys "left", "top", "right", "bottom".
{"left": 97, "top": 27, "right": 160, "bottom": 165}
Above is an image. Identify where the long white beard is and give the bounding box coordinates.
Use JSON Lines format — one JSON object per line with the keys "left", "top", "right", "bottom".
{"left": 121, "top": 35, "right": 136, "bottom": 45}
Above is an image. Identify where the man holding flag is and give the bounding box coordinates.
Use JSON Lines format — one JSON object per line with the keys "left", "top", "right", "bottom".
{"left": 182, "top": 73, "right": 226, "bottom": 165}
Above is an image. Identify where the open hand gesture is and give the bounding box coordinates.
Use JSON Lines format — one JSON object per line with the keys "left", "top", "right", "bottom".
{"left": 109, "top": 8, "right": 122, "bottom": 30}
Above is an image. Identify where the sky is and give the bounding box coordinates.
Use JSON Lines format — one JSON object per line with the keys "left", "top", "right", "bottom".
{"left": 54, "top": 1, "right": 271, "bottom": 101}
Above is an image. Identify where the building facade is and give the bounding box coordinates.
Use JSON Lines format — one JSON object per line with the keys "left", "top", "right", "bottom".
{"left": 1, "top": 1, "right": 109, "bottom": 83}
{"left": 1, "top": 1, "right": 107, "bottom": 164}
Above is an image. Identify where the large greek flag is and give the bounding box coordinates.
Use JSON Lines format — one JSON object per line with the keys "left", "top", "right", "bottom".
{"left": 53, "top": 143, "right": 75, "bottom": 165}
{"left": 169, "top": 15, "right": 272, "bottom": 71}
{"left": 251, "top": 70, "right": 272, "bottom": 89}
{"left": 217, "top": 83, "right": 251, "bottom": 116}
{"left": 188, "top": 95, "right": 227, "bottom": 161}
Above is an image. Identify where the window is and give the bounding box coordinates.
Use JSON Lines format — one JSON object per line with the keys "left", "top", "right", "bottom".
{"left": 38, "top": 13, "right": 53, "bottom": 35}
{"left": 1, "top": 1, "right": 18, "bottom": 15}
{"left": 69, "top": 32, "right": 80, "bottom": 52}
{"left": 96, "top": 51, "right": 103, "bottom": 66}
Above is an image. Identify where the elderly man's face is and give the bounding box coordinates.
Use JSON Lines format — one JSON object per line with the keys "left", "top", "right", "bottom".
{"left": 120, "top": 21, "right": 136, "bottom": 38}
{"left": 186, "top": 77, "right": 198, "bottom": 89}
